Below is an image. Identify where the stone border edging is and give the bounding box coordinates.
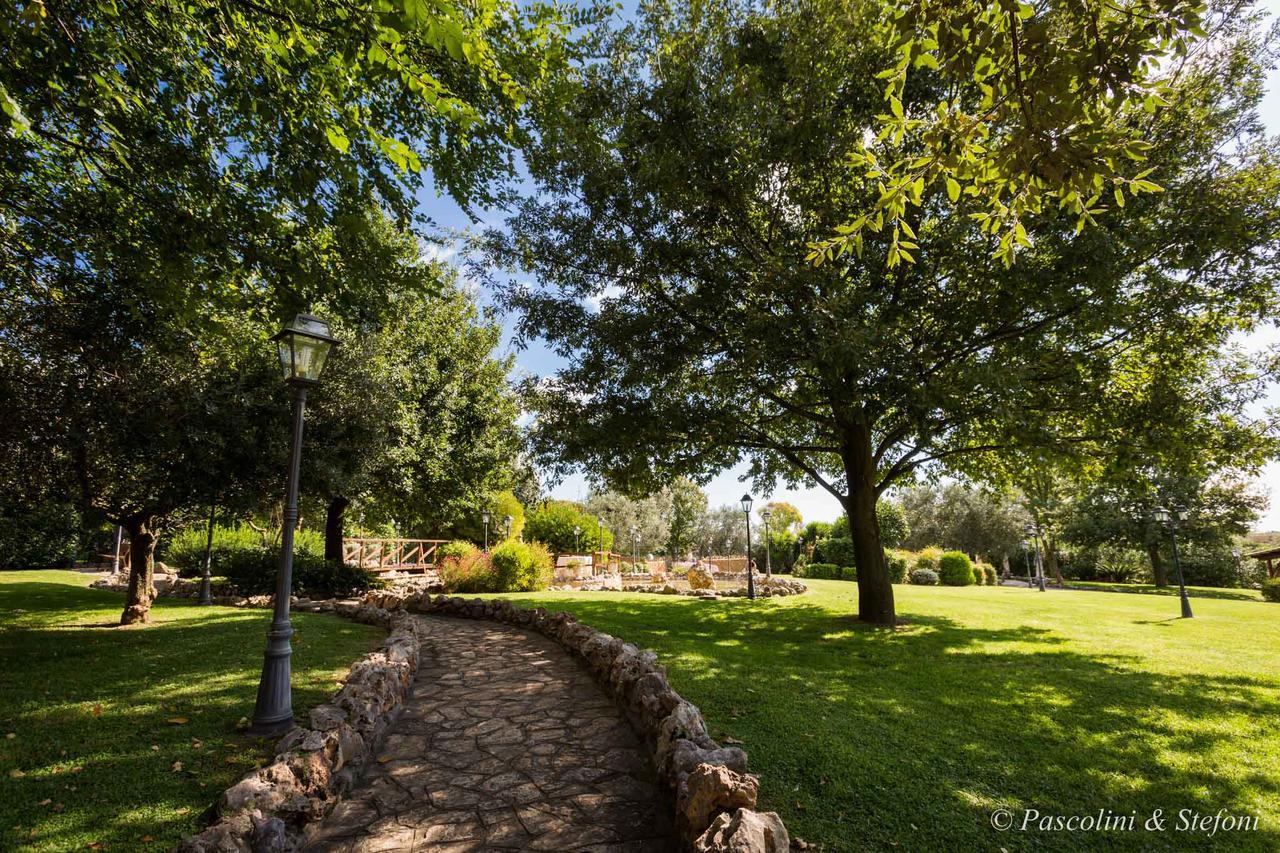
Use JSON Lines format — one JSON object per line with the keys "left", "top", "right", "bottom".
{"left": 621, "top": 577, "right": 808, "bottom": 600}
{"left": 363, "top": 589, "right": 792, "bottom": 852}
{"left": 176, "top": 602, "right": 419, "bottom": 853}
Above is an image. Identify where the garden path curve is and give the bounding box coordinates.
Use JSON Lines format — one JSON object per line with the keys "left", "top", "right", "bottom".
{"left": 302, "top": 614, "right": 675, "bottom": 852}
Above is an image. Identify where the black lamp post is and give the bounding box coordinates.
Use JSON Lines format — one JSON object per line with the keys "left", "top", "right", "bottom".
{"left": 503, "top": 514, "right": 513, "bottom": 541}
{"left": 198, "top": 500, "right": 216, "bottom": 606}
{"left": 1154, "top": 505, "right": 1194, "bottom": 619}
{"left": 761, "top": 507, "right": 773, "bottom": 579}
{"left": 250, "top": 313, "right": 340, "bottom": 736}
{"left": 597, "top": 516, "right": 605, "bottom": 573}
{"left": 1024, "top": 522, "right": 1046, "bottom": 592}
{"left": 741, "top": 493, "right": 755, "bottom": 600}
{"left": 1021, "top": 538, "right": 1034, "bottom": 588}
{"left": 482, "top": 509, "right": 491, "bottom": 551}
{"left": 630, "top": 525, "right": 638, "bottom": 572}
{"left": 1233, "top": 547, "right": 1244, "bottom": 587}
{"left": 574, "top": 525, "right": 581, "bottom": 554}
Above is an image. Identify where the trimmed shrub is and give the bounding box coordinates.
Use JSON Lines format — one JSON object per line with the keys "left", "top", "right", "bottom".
{"left": 167, "top": 522, "right": 323, "bottom": 577}
{"left": 439, "top": 550, "right": 498, "bottom": 593}
{"left": 984, "top": 565, "right": 998, "bottom": 585}
{"left": 886, "top": 550, "right": 909, "bottom": 584}
{"left": 802, "top": 562, "right": 841, "bottom": 580}
{"left": 936, "top": 550, "right": 972, "bottom": 584}
{"left": 909, "top": 568, "right": 939, "bottom": 585}
{"left": 840, "top": 565, "right": 857, "bottom": 582}
{"left": 938, "top": 551, "right": 975, "bottom": 586}
{"left": 914, "top": 547, "right": 942, "bottom": 573}
{"left": 971, "top": 563, "right": 985, "bottom": 585}
{"left": 815, "top": 537, "right": 856, "bottom": 568}
{"left": 0, "top": 502, "right": 80, "bottom": 568}
{"left": 215, "top": 546, "right": 380, "bottom": 597}
{"left": 436, "top": 539, "right": 479, "bottom": 564}
{"left": 1262, "top": 578, "right": 1280, "bottom": 603}
{"left": 490, "top": 540, "right": 554, "bottom": 592}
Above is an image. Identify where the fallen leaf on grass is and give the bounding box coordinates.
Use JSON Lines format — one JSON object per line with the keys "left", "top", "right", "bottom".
{"left": 91, "top": 705, "right": 102, "bottom": 717}
{"left": 9, "top": 769, "right": 24, "bottom": 779}
{"left": 721, "top": 735, "right": 744, "bottom": 745}
{"left": 165, "top": 717, "right": 189, "bottom": 725}
{"left": 88, "top": 842, "right": 104, "bottom": 849}
{"left": 141, "top": 835, "right": 155, "bottom": 843}
{"left": 175, "top": 807, "right": 190, "bottom": 816}
{"left": 38, "top": 799, "right": 51, "bottom": 806}
{"left": 376, "top": 755, "right": 392, "bottom": 764}
{"left": 171, "top": 761, "right": 183, "bottom": 772}
{"left": 4, "top": 733, "right": 14, "bottom": 739}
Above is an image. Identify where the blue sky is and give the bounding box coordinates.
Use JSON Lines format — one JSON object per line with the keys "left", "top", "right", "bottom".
{"left": 418, "top": 1, "right": 1280, "bottom": 529}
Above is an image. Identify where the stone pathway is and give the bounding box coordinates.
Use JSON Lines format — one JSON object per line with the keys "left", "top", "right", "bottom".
{"left": 302, "top": 616, "right": 675, "bottom": 852}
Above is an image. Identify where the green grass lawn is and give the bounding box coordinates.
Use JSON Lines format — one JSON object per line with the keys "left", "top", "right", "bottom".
{"left": 0, "top": 570, "right": 385, "bottom": 852}
{"left": 1062, "top": 580, "right": 1263, "bottom": 601}
{"left": 490, "top": 580, "right": 1280, "bottom": 851}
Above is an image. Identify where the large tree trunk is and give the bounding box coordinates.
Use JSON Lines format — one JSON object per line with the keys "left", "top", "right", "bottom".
{"left": 841, "top": 427, "right": 895, "bottom": 626}
{"left": 1147, "top": 541, "right": 1169, "bottom": 587}
{"left": 120, "top": 516, "right": 157, "bottom": 625}
{"left": 325, "top": 495, "right": 349, "bottom": 562}
{"left": 1045, "top": 538, "right": 1063, "bottom": 586}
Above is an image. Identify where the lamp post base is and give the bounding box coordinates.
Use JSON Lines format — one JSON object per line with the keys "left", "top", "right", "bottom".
{"left": 1180, "top": 594, "right": 1194, "bottom": 619}
{"left": 249, "top": 623, "right": 294, "bottom": 735}
{"left": 198, "top": 574, "right": 213, "bottom": 606}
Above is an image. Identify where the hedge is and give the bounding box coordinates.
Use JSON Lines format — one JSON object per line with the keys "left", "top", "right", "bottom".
{"left": 0, "top": 503, "right": 81, "bottom": 569}
{"left": 214, "top": 546, "right": 381, "bottom": 598}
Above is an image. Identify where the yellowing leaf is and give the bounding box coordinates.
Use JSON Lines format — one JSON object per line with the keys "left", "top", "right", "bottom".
{"left": 165, "top": 717, "right": 189, "bottom": 725}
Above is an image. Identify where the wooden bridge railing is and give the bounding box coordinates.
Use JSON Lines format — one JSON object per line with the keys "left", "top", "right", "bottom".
{"left": 342, "top": 538, "right": 448, "bottom": 572}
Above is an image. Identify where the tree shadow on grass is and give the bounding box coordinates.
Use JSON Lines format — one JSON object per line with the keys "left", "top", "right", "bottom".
{"left": 0, "top": 580, "right": 383, "bottom": 852}
{"left": 496, "top": 594, "right": 1280, "bottom": 852}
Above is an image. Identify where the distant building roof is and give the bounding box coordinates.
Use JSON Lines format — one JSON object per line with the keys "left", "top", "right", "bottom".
{"left": 1246, "top": 546, "right": 1280, "bottom": 561}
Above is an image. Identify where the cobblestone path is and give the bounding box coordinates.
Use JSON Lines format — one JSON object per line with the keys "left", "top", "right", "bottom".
{"left": 302, "top": 615, "right": 675, "bottom": 852}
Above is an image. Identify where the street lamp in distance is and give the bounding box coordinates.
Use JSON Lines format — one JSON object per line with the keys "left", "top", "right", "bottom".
{"left": 1023, "top": 522, "right": 1046, "bottom": 592}
{"left": 740, "top": 493, "right": 755, "bottom": 600}
{"left": 1154, "top": 505, "right": 1194, "bottom": 619}
{"left": 250, "top": 313, "right": 340, "bottom": 736}
{"left": 482, "top": 509, "right": 491, "bottom": 551}
{"left": 760, "top": 507, "right": 773, "bottom": 578}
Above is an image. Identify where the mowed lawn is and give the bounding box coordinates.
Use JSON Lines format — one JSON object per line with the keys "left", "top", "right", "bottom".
{"left": 494, "top": 580, "right": 1280, "bottom": 851}
{"left": 0, "top": 571, "right": 385, "bottom": 851}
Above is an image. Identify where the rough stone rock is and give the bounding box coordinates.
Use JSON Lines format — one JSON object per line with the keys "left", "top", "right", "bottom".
{"left": 656, "top": 700, "right": 715, "bottom": 772}
{"left": 249, "top": 815, "right": 290, "bottom": 853}
{"left": 693, "top": 808, "right": 789, "bottom": 853}
{"left": 687, "top": 566, "right": 715, "bottom": 590}
{"left": 669, "top": 740, "right": 750, "bottom": 785}
{"left": 679, "top": 763, "right": 759, "bottom": 838}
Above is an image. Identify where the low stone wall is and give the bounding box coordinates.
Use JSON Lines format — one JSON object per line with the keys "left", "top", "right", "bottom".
{"left": 364, "top": 588, "right": 791, "bottom": 851}
{"left": 625, "top": 576, "right": 808, "bottom": 600}
{"left": 176, "top": 602, "right": 419, "bottom": 852}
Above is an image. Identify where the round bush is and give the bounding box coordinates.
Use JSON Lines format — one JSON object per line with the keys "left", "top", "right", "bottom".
{"left": 909, "top": 568, "right": 939, "bottom": 585}
{"left": 938, "top": 551, "right": 975, "bottom": 586}
{"left": 490, "top": 540, "right": 553, "bottom": 592}
{"left": 971, "top": 563, "right": 986, "bottom": 585}
{"left": 1262, "top": 578, "right": 1280, "bottom": 603}
{"left": 914, "top": 547, "right": 942, "bottom": 573}
{"left": 984, "top": 565, "right": 998, "bottom": 585}
{"left": 0, "top": 503, "right": 81, "bottom": 569}
{"left": 885, "top": 551, "right": 909, "bottom": 584}
{"left": 436, "top": 539, "right": 478, "bottom": 564}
